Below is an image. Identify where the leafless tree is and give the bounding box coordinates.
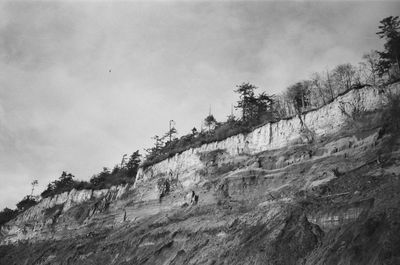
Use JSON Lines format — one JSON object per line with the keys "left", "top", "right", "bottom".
{"left": 361, "top": 50, "right": 381, "bottom": 86}
{"left": 310, "top": 72, "right": 327, "bottom": 106}
{"left": 332, "top": 63, "right": 357, "bottom": 93}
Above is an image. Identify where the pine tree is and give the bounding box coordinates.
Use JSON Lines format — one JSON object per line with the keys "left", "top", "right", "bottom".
{"left": 376, "top": 16, "right": 400, "bottom": 78}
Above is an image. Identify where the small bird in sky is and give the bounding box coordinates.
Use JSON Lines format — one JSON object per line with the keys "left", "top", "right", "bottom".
{"left": 109, "top": 69, "right": 111, "bottom": 73}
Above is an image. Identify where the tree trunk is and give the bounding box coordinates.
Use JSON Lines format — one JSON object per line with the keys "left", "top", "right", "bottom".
{"left": 318, "top": 86, "right": 326, "bottom": 105}
{"left": 326, "top": 70, "right": 334, "bottom": 100}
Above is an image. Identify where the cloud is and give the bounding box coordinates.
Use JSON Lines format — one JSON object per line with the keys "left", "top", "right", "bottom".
{"left": 0, "top": 1, "right": 399, "bottom": 209}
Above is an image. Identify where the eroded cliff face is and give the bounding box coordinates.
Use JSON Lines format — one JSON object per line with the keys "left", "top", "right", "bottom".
{"left": 0, "top": 185, "right": 129, "bottom": 244}
{"left": 135, "top": 84, "right": 399, "bottom": 190}
{"left": 1, "top": 83, "right": 400, "bottom": 265}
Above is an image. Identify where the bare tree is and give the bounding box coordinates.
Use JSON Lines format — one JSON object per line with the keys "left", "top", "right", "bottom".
{"left": 332, "top": 63, "right": 357, "bottom": 93}
{"left": 361, "top": 50, "right": 381, "bottom": 86}
{"left": 31, "top": 180, "right": 38, "bottom": 196}
{"left": 325, "top": 69, "right": 335, "bottom": 100}
{"left": 310, "top": 73, "right": 327, "bottom": 106}
{"left": 285, "top": 81, "right": 311, "bottom": 114}
{"left": 120, "top": 154, "right": 128, "bottom": 168}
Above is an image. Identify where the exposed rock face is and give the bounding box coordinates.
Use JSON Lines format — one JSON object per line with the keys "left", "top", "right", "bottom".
{"left": 1, "top": 83, "right": 400, "bottom": 265}
{"left": 307, "top": 198, "right": 374, "bottom": 232}
{"left": 0, "top": 185, "right": 129, "bottom": 244}
{"left": 135, "top": 84, "right": 399, "bottom": 190}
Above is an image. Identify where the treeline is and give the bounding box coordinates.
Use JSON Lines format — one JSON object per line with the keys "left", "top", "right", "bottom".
{"left": 142, "top": 16, "right": 400, "bottom": 167}
{"left": 40, "top": 151, "right": 141, "bottom": 198}
{"left": 0, "top": 195, "right": 38, "bottom": 228}
{"left": 0, "top": 151, "right": 141, "bottom": 228}
{"left": 142, "top": 83, "right": 277, "bottom": 167}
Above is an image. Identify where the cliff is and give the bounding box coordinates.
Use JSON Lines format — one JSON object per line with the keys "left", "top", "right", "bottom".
{"left": 1, "top": 83, "right": 400, "bottom": 265}
{"left": 135, "top": 84, "right": 397, "bottom": 189}
{"left": 0, "top": 185, "right": 129, "bottom": 244}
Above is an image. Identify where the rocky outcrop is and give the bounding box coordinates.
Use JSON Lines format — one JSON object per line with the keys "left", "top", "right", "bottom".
{"left": 307, "top": 199, "right": 374, "bottom": 232}
{"left": 0, "top": 185, "right": 129, "bottom": 244}
{"left": 135, "top": 84, "right": 400, "bottom": 189}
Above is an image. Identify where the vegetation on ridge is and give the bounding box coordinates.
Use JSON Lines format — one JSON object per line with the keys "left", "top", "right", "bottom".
{"left": 0, "top": 151, "right": 141, "bottom": 228}
{"left": 141, "top": 16, "right": 400, "bottom": 168}
{"left": 40, "top": 150, "right": 142, "bottom": 199}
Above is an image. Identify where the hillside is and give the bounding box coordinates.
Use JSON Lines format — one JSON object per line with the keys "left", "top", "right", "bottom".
{"left": 1, "top": 83, "right": 400, "bottom": 265}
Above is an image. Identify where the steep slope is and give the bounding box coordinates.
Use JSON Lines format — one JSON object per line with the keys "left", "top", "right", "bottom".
{"left": 1, "top": 83, "right": 400, "bottom": 265}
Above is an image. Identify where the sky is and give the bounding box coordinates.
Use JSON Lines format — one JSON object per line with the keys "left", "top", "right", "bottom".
{"left": 0, "top": 0, "right": 398, "bottom": 209}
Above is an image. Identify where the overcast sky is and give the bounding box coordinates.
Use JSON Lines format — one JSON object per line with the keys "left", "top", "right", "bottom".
{"left": 0, "top": 1, "right": 398, "bottom": 209}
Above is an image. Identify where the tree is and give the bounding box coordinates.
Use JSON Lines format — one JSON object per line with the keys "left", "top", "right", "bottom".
{"left": 152, "top": 135, "right": 165, "bottom": 151}
{"left": 272, "top": 95, "right": 290, "bottom": 118}
{"left": 310, "top": 73, "right": 327, "bottom": 106}
{"left": 111, "top": 164, "right": 120, "bottom": 175}
{"left": 234, "top": 82, "right": 275, "bottom": 123}
{"left": 30, "top": 180, "right": 38, "bottom": 196}
{"left": 376, "top": 16, "right": 400, "bottom": 78}
{"left": 361, "top": 51, "right": 381, "bottom": 86}
{"left": 163, "top": 127, "right": 178, "bottom": 144}
{"left": 226, "top": 113, "right": 236, "bottom": 124}
{"left": 126, "top": 150, "right": 141, "bottom": 179}
{"left": 120, "top": 154, "right": 128, "bottom": 168}
{"left": 144, "top": 135, "right": 165, "bottom": 160}
{"left": 163, "top": 120, "right": 178, "bottom": 144}
{"left": 16, "top": 196, "right": 37, "bottom": 211}
{"left": 286, "top": 81, "right": 311, "bottom": 114}
{"left": 41, "top": 171, "right": 77, "bottom": 198}
{"left": 90, "top": 168, "right": 110, "bottom": 187}
{"left": 0, "top": 208, "right": 18, "bottom": 227}
{"left": 254, "top": 92, "right": 275, "bottom": 123}
{"left": 204, "top": 114, "right": 217, "bottom": 132}
{"left": 332, "top": 63, "right": 357, "bottom": 93}
{"left": 234, "top": 82, "right": 257, "bottom": 122}
{"left": 325, "top": 69, "right": 335, "bottom": 100}
{"left": 59, "top": 171, "right": 75, "bottom": 187}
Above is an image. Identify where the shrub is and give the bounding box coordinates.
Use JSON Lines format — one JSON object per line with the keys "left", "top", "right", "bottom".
{"left": 0, "top": 208, "right": 18, "bottom": 227}
{"left": 41, "top": 171, "right": 78, "bottom": 198}
{"left": 89, "top": 167, "right": 131, "bottom": 190}
{"left": 16, "top": 196, "right": 38, "bottom": 211}
{"left": 0, "top": 196, "right": 39, "bottom": 227}
{"left": 142, "top": 120, "right": 253, "bottom": 168}
{"left": 40, "top": 152, "right": 141, "bottom": 199}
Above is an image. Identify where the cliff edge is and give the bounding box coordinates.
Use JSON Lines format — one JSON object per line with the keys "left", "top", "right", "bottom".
{"left": 1, "top": 83, "right": 400, "bottom": 265}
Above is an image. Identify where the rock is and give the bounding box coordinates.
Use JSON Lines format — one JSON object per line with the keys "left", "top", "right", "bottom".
{"left": 136, "top": 85, "right": 399, "bottom": 190}
{"left": 0, "top": 184, "right": 129, "bottom": 244}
